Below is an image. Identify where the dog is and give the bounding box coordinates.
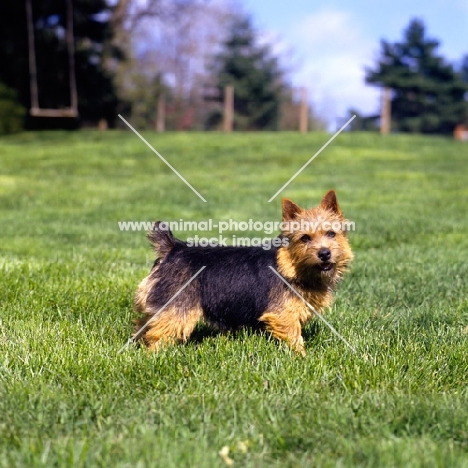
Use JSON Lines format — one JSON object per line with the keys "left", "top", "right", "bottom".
{"left": 132, "top": 190, "right": 353, "bottom": 355}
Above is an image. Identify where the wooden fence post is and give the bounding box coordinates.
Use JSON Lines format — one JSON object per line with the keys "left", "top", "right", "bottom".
{"left": 380, "top": 87, "right": 391, "bottom": 135}
{"left": 223, "top": 85, "right": 234, "bottom": 132}
{"left": 299, "top": 87, "right": 308, "bottom": 133}
{"left": 156, "top": 93, "right": 165, "bottom": 132}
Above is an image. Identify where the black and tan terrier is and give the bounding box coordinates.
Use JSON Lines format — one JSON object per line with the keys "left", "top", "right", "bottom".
{"left": 133, "top": 190, "right": 353, "bottom": 354}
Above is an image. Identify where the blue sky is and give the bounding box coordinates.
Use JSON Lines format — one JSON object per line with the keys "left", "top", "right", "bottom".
{"left": 243, "top": 0, "right": 468, "bottom": 126}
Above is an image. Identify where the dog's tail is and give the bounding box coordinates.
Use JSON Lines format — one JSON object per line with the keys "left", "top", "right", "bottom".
{"left": 147, "top": 221, "right": 176, "bottom": 260}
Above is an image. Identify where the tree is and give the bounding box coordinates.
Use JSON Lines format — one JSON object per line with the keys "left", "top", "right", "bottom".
{"left": 366, "top": 19, "right": 468, "bottom": 134}
{"left": 0, "top": 0, "right": 121, "bottom": 127}
{"left": 346, "top": 109, "right": 379, "bottom": 132}
{"left": 112, "top": 0, "right": 233, "bottom": 130}
{"left": 208, "top": 15, "right": 284, "bottom": 131}
{"left": 461, "top": 55, "right": 468, "bottom": 83}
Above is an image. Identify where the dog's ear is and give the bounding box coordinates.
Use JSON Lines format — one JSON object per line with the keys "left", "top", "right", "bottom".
{"left": 282, "top": 198, "right": 303, "bottom": 221}
{"left": 320, "top": 190, "right": 342, "bottom": 215}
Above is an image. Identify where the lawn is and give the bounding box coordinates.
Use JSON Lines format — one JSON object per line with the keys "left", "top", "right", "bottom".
{"left": 0, "top": 130, "right": 467, "bottom": 467}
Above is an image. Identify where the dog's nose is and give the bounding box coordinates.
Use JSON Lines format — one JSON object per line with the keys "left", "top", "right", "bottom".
{"left": 318, "top": 248, "right": 331, "bottom": 262}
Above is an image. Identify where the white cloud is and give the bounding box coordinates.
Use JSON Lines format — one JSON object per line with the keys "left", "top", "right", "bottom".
{"left": 295, "top": 8, "right": 361, "bottom": 51}
{"left": 287, "top": 7, "right": 381, "bottom": 126}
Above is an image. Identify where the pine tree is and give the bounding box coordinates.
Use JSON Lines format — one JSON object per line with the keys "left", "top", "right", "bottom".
{"left": 366, "top": 19, "right": 468, "bottom": 134}
{"left": 461, "top": 55, "right": 468, "bottom": 83}
{"left": 208, "top": 15, "right": 283, "bottom": 130}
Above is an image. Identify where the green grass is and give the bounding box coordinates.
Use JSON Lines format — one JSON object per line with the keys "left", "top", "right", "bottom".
{"left": 1, "top": 130, "right": 467, "bottom": 467}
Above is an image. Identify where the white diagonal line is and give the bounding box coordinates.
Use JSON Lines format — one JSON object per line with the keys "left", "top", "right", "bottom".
{"left": 268, "top": 115, "right": 356, "bottom": 202}
{"left": 268, "top": 266, "right": 356, "bottom": 353}
{"left": 118, "top": 114, "right": 207, "bottom": 203}
{"left": 118, "top": 266, "right": 206, "bottom": 353}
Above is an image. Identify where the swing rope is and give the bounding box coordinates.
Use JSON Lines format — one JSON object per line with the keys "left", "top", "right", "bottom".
{"left": 25, "top": 0, "right": 78, "bottom": 117}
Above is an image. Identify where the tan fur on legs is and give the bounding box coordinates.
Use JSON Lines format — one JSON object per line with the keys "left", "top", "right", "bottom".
{"left": 259, "top": 296, "right": 310, "bottom": 356}
{"left": 139, "top": 307, "right": 203, "bottom": 350}
{"left": 260, "top": 312, "right": 305, "bottom": 355}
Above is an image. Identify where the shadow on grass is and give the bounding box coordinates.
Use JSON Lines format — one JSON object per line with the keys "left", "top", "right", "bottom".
{"left": 302, "top": 320, "right": 321, "bottom": 343}
{"left": 187, "top": 323, "right": 221, "bottom": 344}
{"left": 186, "top": 320, "right": 321, "bottom": 347}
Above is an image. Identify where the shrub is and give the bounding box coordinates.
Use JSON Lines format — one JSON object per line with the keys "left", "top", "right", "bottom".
{"left": 0, "top": 82, "right": 25, "bottom": 134}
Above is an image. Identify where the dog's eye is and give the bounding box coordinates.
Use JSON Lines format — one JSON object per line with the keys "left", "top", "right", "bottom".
{"left": 326, "top": 231, "right": 336, "bottom": 238}
{"left": 300, "top": 234, "right": 311, "bottom": 243}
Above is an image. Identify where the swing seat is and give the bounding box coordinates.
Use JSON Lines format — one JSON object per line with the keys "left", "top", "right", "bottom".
{"left": 30, "top": 107, "right": 78, "bottom": 118}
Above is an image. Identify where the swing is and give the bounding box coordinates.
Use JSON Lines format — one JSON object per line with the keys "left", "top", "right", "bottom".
{"left": 25, "top": 0, "right": 78, "bottom": 117}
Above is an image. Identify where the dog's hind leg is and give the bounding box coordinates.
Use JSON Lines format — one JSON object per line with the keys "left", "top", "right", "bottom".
{"left": 135, "top": 306, "right": 203, "bottom": 350}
